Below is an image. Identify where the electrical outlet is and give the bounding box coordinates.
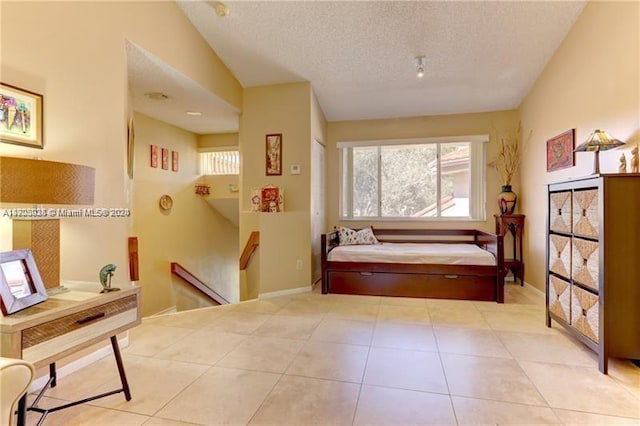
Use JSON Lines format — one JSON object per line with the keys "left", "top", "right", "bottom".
{"left": 296, "top": 259, "right": 303, "bottom": 270}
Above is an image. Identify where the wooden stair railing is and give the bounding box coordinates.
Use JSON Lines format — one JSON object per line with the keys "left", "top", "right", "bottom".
{"left": 240, "top": 231, "right": 260, "bottom": 270}
{"left": 170, "top": 262, "right": 229, "bottom": 305}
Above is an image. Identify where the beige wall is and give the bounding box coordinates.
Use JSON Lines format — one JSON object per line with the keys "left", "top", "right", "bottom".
{"left": 198, "top": 133, "right": 239, "bottom": 149}
{"left": 519, "top": 1, "right": 639, "bottom": 292}
{"left": 133, "top": 113, "right": 239, "bottom": 315}
{"left": 326, "top": 111, "right": 520, "bottom": 231}
{"left": 0, "top": 2, "right": 240, "bottom": 298}
{"left": 239, "top": 83, "right": 313, "bottom": 294}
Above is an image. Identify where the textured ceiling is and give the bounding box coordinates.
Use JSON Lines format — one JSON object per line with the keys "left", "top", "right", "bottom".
{"left": 126, "top": 41, "right": 239, "bottom": 134}
{"left": 129, "top": 1, "right": 586, "bottom": 134}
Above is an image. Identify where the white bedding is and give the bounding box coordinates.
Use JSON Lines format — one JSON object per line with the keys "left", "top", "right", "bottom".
{"left": 327, "top": 243, "right": 496, "bottom": 266}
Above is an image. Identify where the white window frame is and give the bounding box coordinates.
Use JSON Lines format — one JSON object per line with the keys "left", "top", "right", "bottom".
{"left": 198, "top": 146, "right": 240, "bottom": 175}
{"left": 338, "top": 135, "right": 487, "bottom": 221}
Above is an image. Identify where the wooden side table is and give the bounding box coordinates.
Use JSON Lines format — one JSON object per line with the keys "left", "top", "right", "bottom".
{"left": 494, "top": 214, "right": 525, "bottom": 286}
{"left": 0, "top": 282, "right": 141, "bottom": 425}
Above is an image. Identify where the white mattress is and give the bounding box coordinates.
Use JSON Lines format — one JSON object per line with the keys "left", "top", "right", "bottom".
{"left": 327, "top": 243, "right": 496, "bottom": 266}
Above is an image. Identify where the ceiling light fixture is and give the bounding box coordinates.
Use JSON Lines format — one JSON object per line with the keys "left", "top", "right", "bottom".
{"left": 144, "top": 92, "right": 169, "bottom": 101}
{"left": 211, "top": 1, "right": 230, "bottom": 18}
{"left": 415, "top": 56, "right": 426, "bottom": 78}
{"left": 186, "top": 111, "right": 202, "bottom": 116}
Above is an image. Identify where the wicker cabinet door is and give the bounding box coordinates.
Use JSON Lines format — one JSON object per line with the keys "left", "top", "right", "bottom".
{"left": 573, "top": 189, "right": 599, "bottom": 238}
{"left": 549, "top": 275, "right": 571, "bottom": 323}
{"left": 550, "top": 191, "right": 572, "bottom": 233}
{"left": 571, "top": 286, "right": 599, "bottom": 343}
{"left": 549, "top": 235, "right": 572, "bottom": 279}
{"left": 572, "top": 238, "right": 599, "bottom": 292}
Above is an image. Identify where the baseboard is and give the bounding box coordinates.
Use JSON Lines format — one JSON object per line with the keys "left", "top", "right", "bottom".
{"left": 30, "top": 334, "right": 129, "bottom": 392}
{"left": 523, "top": 280, "right": 545, "bottom": 297}
{"left": 149, "top": 305, "right": 177, "bottom": 317}
{"left": 259, "top": 285, "right": 311, "bottom": 299}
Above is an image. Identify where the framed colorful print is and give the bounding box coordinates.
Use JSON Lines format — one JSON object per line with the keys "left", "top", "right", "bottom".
{"left": 266, "top": 133, "right": 282, "bottom": 176}
{"left": 0, "top": 83, "right": 44, "bottom": 149}
{"left": 547, "top": 129, "right": 575, "bottom": 172}
{"left": 161, "top": 148, "right": 169, "bottom": 170}
{"left": 172, "top": 151, "right": 179, "bottom": 172}
{"left": 150, "top": 145, "right": 158, "bottom": 168}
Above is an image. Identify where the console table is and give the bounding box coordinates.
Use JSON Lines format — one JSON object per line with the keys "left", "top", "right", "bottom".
{"left": 494, "top": 214, "right": 525, "bottom": 286}
{"left": 0, "top": 282, "right": 141, "bottom": 425}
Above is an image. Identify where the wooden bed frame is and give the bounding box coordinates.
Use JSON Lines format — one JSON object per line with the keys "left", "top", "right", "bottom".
{"left": 321, "top": 228, "right": 505, "bottom": 303}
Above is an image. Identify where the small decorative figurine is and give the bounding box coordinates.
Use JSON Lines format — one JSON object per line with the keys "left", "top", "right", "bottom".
{"left": 632, "top": 145, "right": 639, "bottom": 173}
{"left": 99, "top": 264, "right": 120, "bottom": 293}
{"left": 619, "top": 153, "right": 627, "bottom": 173}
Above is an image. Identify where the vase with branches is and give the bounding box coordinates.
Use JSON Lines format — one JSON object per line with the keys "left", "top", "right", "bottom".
{"left": 489, "top": 122, "right": 527, "bottom": 214}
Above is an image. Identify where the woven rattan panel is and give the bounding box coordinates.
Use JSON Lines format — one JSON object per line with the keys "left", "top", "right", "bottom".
{"left": 571, "top": 286, "right": 599, "bottom": 343}
{"left": 0, "top": 156, "right": 94, "bottom": 204}
{"left": 549, "top": 235, "right": 571, "bottom": 278}
{"left": 22, "top": 295, "right": 136, "bottom": 349}
{"left": 13, "top": 220, "right": 60, "bottom": 289}
{"left": 550, "top": 191, "right": 572, "bottom": 233}
{"left": 572, "top": 238, "right": 599, "bottom": 291}
{"left": 573, "top": 189, "right": 599, "bottom": 237}
{"left": 549, "top": 276, "right": 571, "bottom": 323}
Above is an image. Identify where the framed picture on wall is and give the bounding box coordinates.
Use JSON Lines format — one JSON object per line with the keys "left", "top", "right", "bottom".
{"left": 161, "top": 148, "right": 169, "bottom": 170}
{"left": 172, "top": 151, "right": 179, "bottom": 172}
{"left": 0, "top": 83, "right": 44, "bottom": 149}
{"left": 150, "top": 145, "right": 158, "bottom": 168}
{"left": 266, "top": 133, "right": 282, "bottom": 176}
{"left": 547, "top": 129, "right": 575, "bottom": 172}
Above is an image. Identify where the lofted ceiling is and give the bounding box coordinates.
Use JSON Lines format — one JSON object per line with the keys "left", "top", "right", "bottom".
{"left": 128, "top": 1, "right": 586, "bottom": 135}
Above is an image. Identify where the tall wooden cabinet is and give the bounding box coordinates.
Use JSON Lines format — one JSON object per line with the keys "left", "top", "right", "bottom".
{"left": 546, "top": 174, "right": 640, "bottom": 373}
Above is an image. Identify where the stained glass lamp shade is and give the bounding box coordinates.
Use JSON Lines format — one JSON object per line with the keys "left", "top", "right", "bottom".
{"left": 574, "top": 129, "right": 625, "bottom": 174}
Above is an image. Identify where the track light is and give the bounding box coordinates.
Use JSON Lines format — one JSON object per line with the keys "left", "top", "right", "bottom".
{"left": 415, "top": 56, "right": 426, "bottom": 78}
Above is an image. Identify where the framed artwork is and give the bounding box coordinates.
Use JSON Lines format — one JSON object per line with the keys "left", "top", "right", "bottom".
{"left": 0, "top": 249, "right": 48, "bottom": 315}
{"left": 547, "top": 129, "right": 575, "bottom": 172}
{"left": 252, "top": 185, "right": 284, "bottom": 212}
{"left": 266, "top": 133, "right": 282, "bottom": 176}
{"left": 161, "top": 148, "right": 169, "bottom": 170}
{"left": 150, "top": 145, "right": 158, "bottom": 168}
{"left": 172, "top": 151, "right": 179, "bottom": 172}
{"left": 0, "top": 83, "right": 44, "bottom": 149}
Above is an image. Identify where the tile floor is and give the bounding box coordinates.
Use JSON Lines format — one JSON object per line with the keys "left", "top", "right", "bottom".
{"left": 24, "top": 284, "right": 640, "bottom": 425}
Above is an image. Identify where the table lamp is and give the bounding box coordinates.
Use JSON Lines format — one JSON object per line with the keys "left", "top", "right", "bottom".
{"left": 0, "top": 156, "right": 95, "bottom": 292}
{"left": 574, "top": 129, "right": 625, "bottom": 175}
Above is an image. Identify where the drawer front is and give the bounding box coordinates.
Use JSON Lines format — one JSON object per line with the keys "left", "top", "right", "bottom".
{"left": 573, "top": 189, "right": 599, "bottom": 238}
{"left": 571, "top": 286, "right": 599, "bottom": 343}
{"left": 23, "top": 294, "right": 137, "bottom": 349}
{"left": 548, "top": 275, "right": 571, "bottom": 324}
{"left": 572, "top": 238, "right": 599, "bottom": 291}
{"left": 549, "top": 234, "right": 571, "bottom": 279}
{"left": 328, "top": 271, "right": 495, "bottom": 300}
{"left": 549, "top": 191, "right": 572, "bottom": 233}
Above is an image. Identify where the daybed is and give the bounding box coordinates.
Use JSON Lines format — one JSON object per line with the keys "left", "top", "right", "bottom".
{"left": 321, "top": 228, "right": 505, "bottom": 303}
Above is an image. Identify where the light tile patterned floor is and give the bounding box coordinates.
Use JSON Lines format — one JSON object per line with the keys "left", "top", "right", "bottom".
{"left": 25, "top": 284, "right": 640, "bottom": 425}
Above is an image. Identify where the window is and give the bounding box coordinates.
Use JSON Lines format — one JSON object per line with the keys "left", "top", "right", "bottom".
{"left": 199, "top": 148, "right": 239, "bottom": 175}
{"left": 339, "top": 135, "right": 487, "bottom": 220}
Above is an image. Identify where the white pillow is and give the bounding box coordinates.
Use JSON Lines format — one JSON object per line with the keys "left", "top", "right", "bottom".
{"left": 338, "top": 226, "right": 379, "bottom": 246}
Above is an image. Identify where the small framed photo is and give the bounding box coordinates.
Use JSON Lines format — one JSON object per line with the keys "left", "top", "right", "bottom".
{"left": 150, "top": 145, "right": 158, "bottom": 168}
{"left": 0, "top": 249, "right": 48, "bottom": 315}
{"left": 547, "top": 129, "right": 575, "bottom": 172}
{"left": 0, "top": 83, "right": 44, "bottom": 149}
{"left": 266, "top": 133, "right": 282, "bottom": 176}
{"left": 161, "top": 148, "right": 169, "bottom": 170}
{"left": 172, "top": 151, "right": 179, "bottom": 172}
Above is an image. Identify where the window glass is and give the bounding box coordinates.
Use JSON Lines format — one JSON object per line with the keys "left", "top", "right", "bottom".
{"left": 340, "top": 139, "right": 483, "bottom": 220}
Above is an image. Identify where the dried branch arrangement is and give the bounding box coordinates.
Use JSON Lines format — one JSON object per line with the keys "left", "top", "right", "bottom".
{"left": 489, "top": 122, "right": 529, "bottom": 186}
